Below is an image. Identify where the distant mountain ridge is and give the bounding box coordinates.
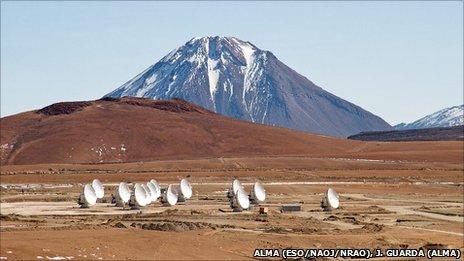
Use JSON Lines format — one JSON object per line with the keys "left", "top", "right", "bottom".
{"left": 348, "top": 126, "right": 464, "bottom": 142}
{"left": 105, "top": 36, "right": 391, "bottom": 137}
{"left": 395, "top": 105, "right": 463, "bottom": 130}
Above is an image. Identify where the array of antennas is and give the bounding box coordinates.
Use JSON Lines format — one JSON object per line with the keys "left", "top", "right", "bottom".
{"left": 226, "top": 179, "right": 340, "bottom": 212}
{"left": 78, "top": 178, "right": 340, "bottom": 212}
{"left": 227, "top": 179, "right": 266, "bottom": 212}
{"left": 77, "top": 179, "right": 104, "bottom": 208}
{"left": 78, "top": 178, "right": 193, "bottom": 209}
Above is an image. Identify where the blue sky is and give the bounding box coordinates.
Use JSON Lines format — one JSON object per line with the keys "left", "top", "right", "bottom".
{"left": 1, "top": 1, "right": 462, "bottom": 124}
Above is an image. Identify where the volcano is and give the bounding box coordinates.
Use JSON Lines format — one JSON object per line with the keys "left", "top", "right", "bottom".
{"left": 105, "top": 36, "right": 391, "bottom": 137}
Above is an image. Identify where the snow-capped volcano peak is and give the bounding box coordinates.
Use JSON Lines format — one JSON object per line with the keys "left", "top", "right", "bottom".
{"left": 105, "top": 36, "right": 391, "bottom": 137}
{"left": 166, "top": 36, "right": 260, "bottom": 101}
{"left": 108, "top": 36, "right": 271, "bottom": 115}
{"left": 162, "top": 36, "right": 258, "bottom": 67}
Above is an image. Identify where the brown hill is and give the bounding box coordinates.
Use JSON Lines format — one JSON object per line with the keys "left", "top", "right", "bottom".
{"left": 1, "top": 98, "right": 462, "bottom": 165}
{"left": 0, "top": 98, "right": 351, "bottom": 165}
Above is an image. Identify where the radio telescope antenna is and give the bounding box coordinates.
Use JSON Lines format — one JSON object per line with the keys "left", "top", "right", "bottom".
{"left": 161, "top": 184, "right": 178, "bottom": 206}
{"left": 149, "top": 179, "right": 160, "bottom": 190}
{"left": 321, "top": 188, "right": 340, "bottom": 211}
{"left": 250, "top": 181, "right": 266, "bottom": 204}
{"left": 232, "top": 179, "right": 243, "bottom": 194}
{"left": 92, "top": 179, "right": 104, "bottom": 200}
{"left": 227, "top": 179, "right": 243, "bottom": 201}
{"left": 141, "top": 183, "right": 153, "bottom": 204}
{"left": 114, "top": 182, "right": 131, "bottom": 207}
{"left": 129, "top": 183, "right": 149, "bottom": 209}
{"left": 147, "top": 182, "right": 160, "bottom": 202}
{"left": 230, "top": 187, "right": 250, "bottom": 212}
{"left": 78, "top": 184, "right": 97, "bottom": 208}
{"left": 178, "top": 179, "right": 193, "bottom": 202}
{"left": 149, "top": 180, "right": 161, "bottom": 200}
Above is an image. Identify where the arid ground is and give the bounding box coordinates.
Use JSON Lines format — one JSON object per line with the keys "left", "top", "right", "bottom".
{"left": 1, "top": 149, "right": 463, "bottom": 260}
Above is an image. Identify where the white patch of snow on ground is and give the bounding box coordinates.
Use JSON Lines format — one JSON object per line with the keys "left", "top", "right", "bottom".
{"left": 145, "top": 74, "right": 157, "bottom": 85}
{"left": 239, "top": 42, "right": 255, "bottom": 67}
{"left": 207, "top": 58, "right": 220, "bottom": 100}
{"left": 45, "top": 257, "right": 67, "bottom": 260}
{"left": 231, "top": 38, "right": 259, "bottom": 117}
{"left": 0, "top": 183, "right": 73, "bottom": 190}
{"left": 136, "top": 73, "right": 158, "bottom": 97}
{"left": 188, "top": 52, "right": 204, "bottom": 65}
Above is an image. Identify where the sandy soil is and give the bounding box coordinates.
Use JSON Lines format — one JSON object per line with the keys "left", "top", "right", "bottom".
{"left": 1, "top": 156, "right": 463, "bottom": 260}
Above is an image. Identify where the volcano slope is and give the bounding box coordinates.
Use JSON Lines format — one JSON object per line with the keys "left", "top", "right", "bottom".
{"left": 1, "top": 97, "right": 462, "bottom": 165}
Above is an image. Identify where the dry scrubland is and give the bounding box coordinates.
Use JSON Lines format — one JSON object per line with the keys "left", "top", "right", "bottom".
{"left": 1, "top": 98, "right": 463, "bottom": 259}
{"left": 1, "top": 145, "right": 463, "bottom": 260}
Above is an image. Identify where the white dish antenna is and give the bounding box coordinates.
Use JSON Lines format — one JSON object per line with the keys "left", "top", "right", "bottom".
{"left": 118, "top": 182, "right": 132, "bottom": 203}
{"left": 179, "top": 179, "right": 193, "bottom": 199}
{"left": 321, "top": 188, "right": 340, "bottom": 211}
{"left": 78, "top": 184, "right": 97, "bottom": 208}
{"left": 149, "top": 180, "right": 161, "bottom": 199}
{"left": 149, "top": 179, "right": 160, "bottom": 190}
{"left": 141, "top": 183, "right": 153, "bottom": 204}
{"left": 130, "top": 183, "right": 149, "bottom": 209}
{"left": 227, "top": 179, "right": 244, "bottom": 204}
{"left": 162, "top": 184, "right": 178, "bottom": 206}
{"left": 250, "top": 181, "right": 266, "bottom": 204}
{"left": 92, "top": 179, "right": 104, "bottom": 199}
{"left": 235, "top": 188, "right": 250, "bottom": 210}
{"left": 232, "top": 179, "right": 243, "bottom": 194}
{"left": 147, "top": 182, "right": 160, "bottom": 202}
{"left": 114, "top": 182, "right": 131, "bottom": 207}
{"left": 327, "top": 188, "right": 340, "bottom": 209}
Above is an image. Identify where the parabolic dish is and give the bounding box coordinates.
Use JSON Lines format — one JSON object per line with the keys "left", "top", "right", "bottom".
{"left": 147, "top": 182, "right": 159, "bottom": 202}
{"left": 253, "top": 182, "right": 266, "bottom": 202}
{"left": 83, "top": 183, "right": 97, "bottom": 206}
{"left": 134, "top": 183, "right": 148, "bottom": 207}
{"left": 141, "top": 184, "right": 152, "bottom": 204}
{"left": 166, "top": 184, "right": 178, "bottom": 206}
{"left": 179, "top": 179, "right": 193, "bottom": 199}
{"left": 236, "top": 188, "right": 250, "bottom": 210}
{"left": 327, "top": 188, "right": 340, "bottom": 209}
{"left": 150, "top": 179, "right": 160, "bottom": 191}
{"left": 150, "top": 180, "right": 161, "bottom": 197}
{"left": 232, "top": 179, "right": 243, "bottom": 194}
{"left": 92, "top": 179, "right": 104, "bottom": 199}
{"left": 118, "top": 182, "right": 131, "bottom": 203}
{"left": 147, "top": 182, "right": 160, "bottom": 201}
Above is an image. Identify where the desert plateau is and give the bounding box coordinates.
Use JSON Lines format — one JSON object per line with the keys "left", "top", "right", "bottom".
{"left": 1, "top": 131, "right": 463, "bottom": 259}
